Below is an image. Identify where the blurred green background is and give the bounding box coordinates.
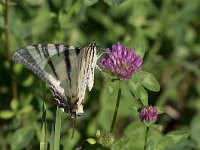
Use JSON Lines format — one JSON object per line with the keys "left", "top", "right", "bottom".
{"left": 0, "top": 0, "right": 200, "bottom": 149}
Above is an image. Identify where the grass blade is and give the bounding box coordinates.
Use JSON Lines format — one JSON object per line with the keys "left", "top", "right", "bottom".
{"left": 54, "top": 107, "right": 62, "bottom": 150}
{"left": 40, "top": 82, "right": 47, "bottom": 150}
{"left": 50, "top": 125, "right": 55, "bottom": 150}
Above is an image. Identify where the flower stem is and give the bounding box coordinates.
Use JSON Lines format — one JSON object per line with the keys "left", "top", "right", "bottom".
{"left": 144, "top": 126, "right": 150, "bottom": 150}
{"left": 110, "top": 82, "right": 123, "bottom": 132}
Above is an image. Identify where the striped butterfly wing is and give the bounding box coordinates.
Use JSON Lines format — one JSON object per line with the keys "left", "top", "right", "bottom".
{"left": 12, "top": 43, "right": 97, "bottom": 116}
{"left": 75, "top": 42, "right": 98, "bottom": 116}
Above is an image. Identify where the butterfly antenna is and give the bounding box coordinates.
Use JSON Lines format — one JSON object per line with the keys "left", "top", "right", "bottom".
{"left": 98, "top": 51, "right": 106, "bottom": 59}
{"left": 96, "top": 65, "right": 104, "bottom": 75}
{"left": 71, "top": 116, "right": 77, "bottom": 140}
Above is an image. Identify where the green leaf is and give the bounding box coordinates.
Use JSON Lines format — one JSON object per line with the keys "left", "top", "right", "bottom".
{"left": 49, "top": 0, "right": 63, "bottom": 8}
{"left": 0, "top": 3, "right": 3, "bottom": 14}
{"left": 87, "top": 138, "right": 97, "bottom": 145}
{"left": 129, "top": 75, "right": 141, "bottom": 100}
{"left": 103, "top": 0, "right": 126, "bottom": 6}
{"left": 50, "top": 126, "right": 54, "bottom": 150}
{"left": 129, "top": 105, "right": 139, "bottom": 112}
{"left": 96, "top": 130, "right": 101, "bottom": 138}
{"left": 40, "top": 123, "right": 47, "bottom": 150}
{"left": 156, "top": 130, "right": 190, "bottom": 149}
{"left": 150, "top": 124, "right": 163, "bottom": 132}
{"left": 108, "top": 84, "right": 115, "bottom": 95}
{"left": 84, "top": 0, "right": 98, "bottom": 6}
{"left": 111, "top": 137, "right": 129, "bottom": 150}
{"left": 24, "top": 0, "right": 44, "bottom": 6}
{"left": 156, "top": 106, "right": 165, "bottom": 115}
{"left": 19, "top": 105, "right": 33, "bottom": 114}
{"left": 9, "top": 126, "right": 35, "bottom": 150}
{"left": 134, "top": 44, "right": 146, "bottom": 58}
{"left": 157, "top": 136, "right": 174, "bottom": 149}
{"left": 10, "top": 98, "right": 19, "bottom": 111}
{"left": 62, "top": 129, "right": 81, "bottom": 150}
{"left": 22, "top": 75, "right": 34, "bottom": 87}
{"left": 54, "top": 107, "right": 62, "bottom": 150}
{"left": 129, "top": 75, "right": 148, "bottom": 106}
{"left": 139, "top": 71, "right": 160, "bottom": 92}
{"left": 146, "top": 139, "right": 157, "bottom": 150}
{"left": 191, "top": 113, "right": 200, "bottom": 147}
{"left": 13, "top": 64, "right": 23, "bottom": 75}
{"left": 107, "top": 80, "right": 119, "bottom": 96}
{"left": 0, "top": 110, "right": 14, "bottom": 119}
{"left": 166, "top": 130, "right": 190, "bottom": 144}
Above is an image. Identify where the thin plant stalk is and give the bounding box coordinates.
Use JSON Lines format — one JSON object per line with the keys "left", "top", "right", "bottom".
{"left": 4, "top": 0, "right": 17, "bottom": 99}
{"left": 110, "top": 82, "right": 123, "bottom": 132}
{"left": 40, "top": 82, "right": 47, "bottom": 150}
{"left": 54, "top": 107, "right": 62, "bottom": 150}
{"left": 144, "top": 126, "right": 150, "bottom": 150}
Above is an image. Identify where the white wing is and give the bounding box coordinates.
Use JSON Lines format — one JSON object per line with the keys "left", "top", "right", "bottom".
{"left": 12, "top": 43, "right": 98, "bottom": 117}
{"left": 75, "top": 42, "right": 98, "bottom": 116}
{"left": 12, "top": 44, "right": 80, "bottom": 115}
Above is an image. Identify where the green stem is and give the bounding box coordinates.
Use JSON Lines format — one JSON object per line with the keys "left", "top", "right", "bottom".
{"left": 110, "top": 82, "right": 123, "bottom": 132}
{"left": 4, "top": 0, "right": 18, "bottom": 99}
{"left": 144, "top": 126, "right": 150, "bottom": 150}
{"left": 4, "top": 0, "right": 9, "bottom": 58}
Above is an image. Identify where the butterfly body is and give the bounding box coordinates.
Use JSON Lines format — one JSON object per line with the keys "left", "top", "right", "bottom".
{"left": 12, "top": 42, "right": 97, "bottom": 117}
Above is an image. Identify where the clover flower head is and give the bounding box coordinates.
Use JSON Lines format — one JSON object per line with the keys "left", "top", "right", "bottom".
{"left": 100, "top": 42, "right": 142, "bottom": 81}
{"left": 139, "top": 106, "right": 158, "bottom": 123}
{"left": 97, "top": 132, "right": 114, "bottom": 148}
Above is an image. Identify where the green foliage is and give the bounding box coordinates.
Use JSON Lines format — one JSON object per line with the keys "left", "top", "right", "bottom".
{"left": 191, "top": 113, "right": 200, "bottom": 149}
{"left": 8, "top": 126, "right": 35, "bottom": 150}
{"left": 84, "top": 0, "right": 99, "bottom": 6}
{"left": 0, "top": 110, "right": 14, "bottom": 119}
{"left": 103, "top": 0, "right": 126, "bottom": 6}
{"left": 129, "top": 74, "right": 148, "bottom": 106}
{"left": 87, "top": 138, "right": 97, "bottom": 145}
{"left": 139, "top": 71, "right": 160, "bottom": 92}
{"left": 40, "top": 123, "right": 47, "bottom": 150}
{"left": 148, "top": 130, "right": 190, "bottom": 150}
{"left": 1, "top": 0, "right": 200, "bottom": 149}
{"left": 87, "top": 130, "right": 114, "bottom": 149}
{"left": 53, "top": 107, "right": 62, "bottom": 150}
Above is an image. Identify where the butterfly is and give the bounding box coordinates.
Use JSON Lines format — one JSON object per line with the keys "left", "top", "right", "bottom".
{"left": 12, "top": 42, "right": 98, "bottom": 117}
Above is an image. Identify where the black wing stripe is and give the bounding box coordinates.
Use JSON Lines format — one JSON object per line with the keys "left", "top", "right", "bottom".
{"left": 55, "top": 44, "right": 60, "bottom": 56}
{"left": 63, "top": 45, "right": 72, "bottom": 88}
{"left": 85, "top": 46, "right": 93, "bottom": 78}
{"left": 75, "top": 47, "right": 81, "bottom": 56}
{"left": 88, "top": 43, "right": 96, "bottom": 78}
{"left": 89, "top": 47, "right": 95, "bottom": 77}
{"left": 41, "top": 44, "right": 59, "bottom": 80}
{"left": 13, "top": 48, "right": 49, "bottom": 83}
{"left": 50, "top": 86, "right": 71, "bottom": 114}
{"left": 32, "top": 44, "right": 43, "bottom": 59}
{"left": 89, "top": 43, "right": 96, "bottom": 65}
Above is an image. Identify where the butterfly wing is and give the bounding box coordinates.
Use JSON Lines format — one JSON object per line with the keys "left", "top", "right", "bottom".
{"left": 12, "top": 44, "right": 81, "bottom": 114}
{"left": 74, "top": 42, "right": 98, "bottom": 116}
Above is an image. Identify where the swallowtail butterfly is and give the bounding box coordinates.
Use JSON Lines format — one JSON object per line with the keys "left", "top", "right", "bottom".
{"left": 12, "top": 42, "right": 97, "bottom": 117}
